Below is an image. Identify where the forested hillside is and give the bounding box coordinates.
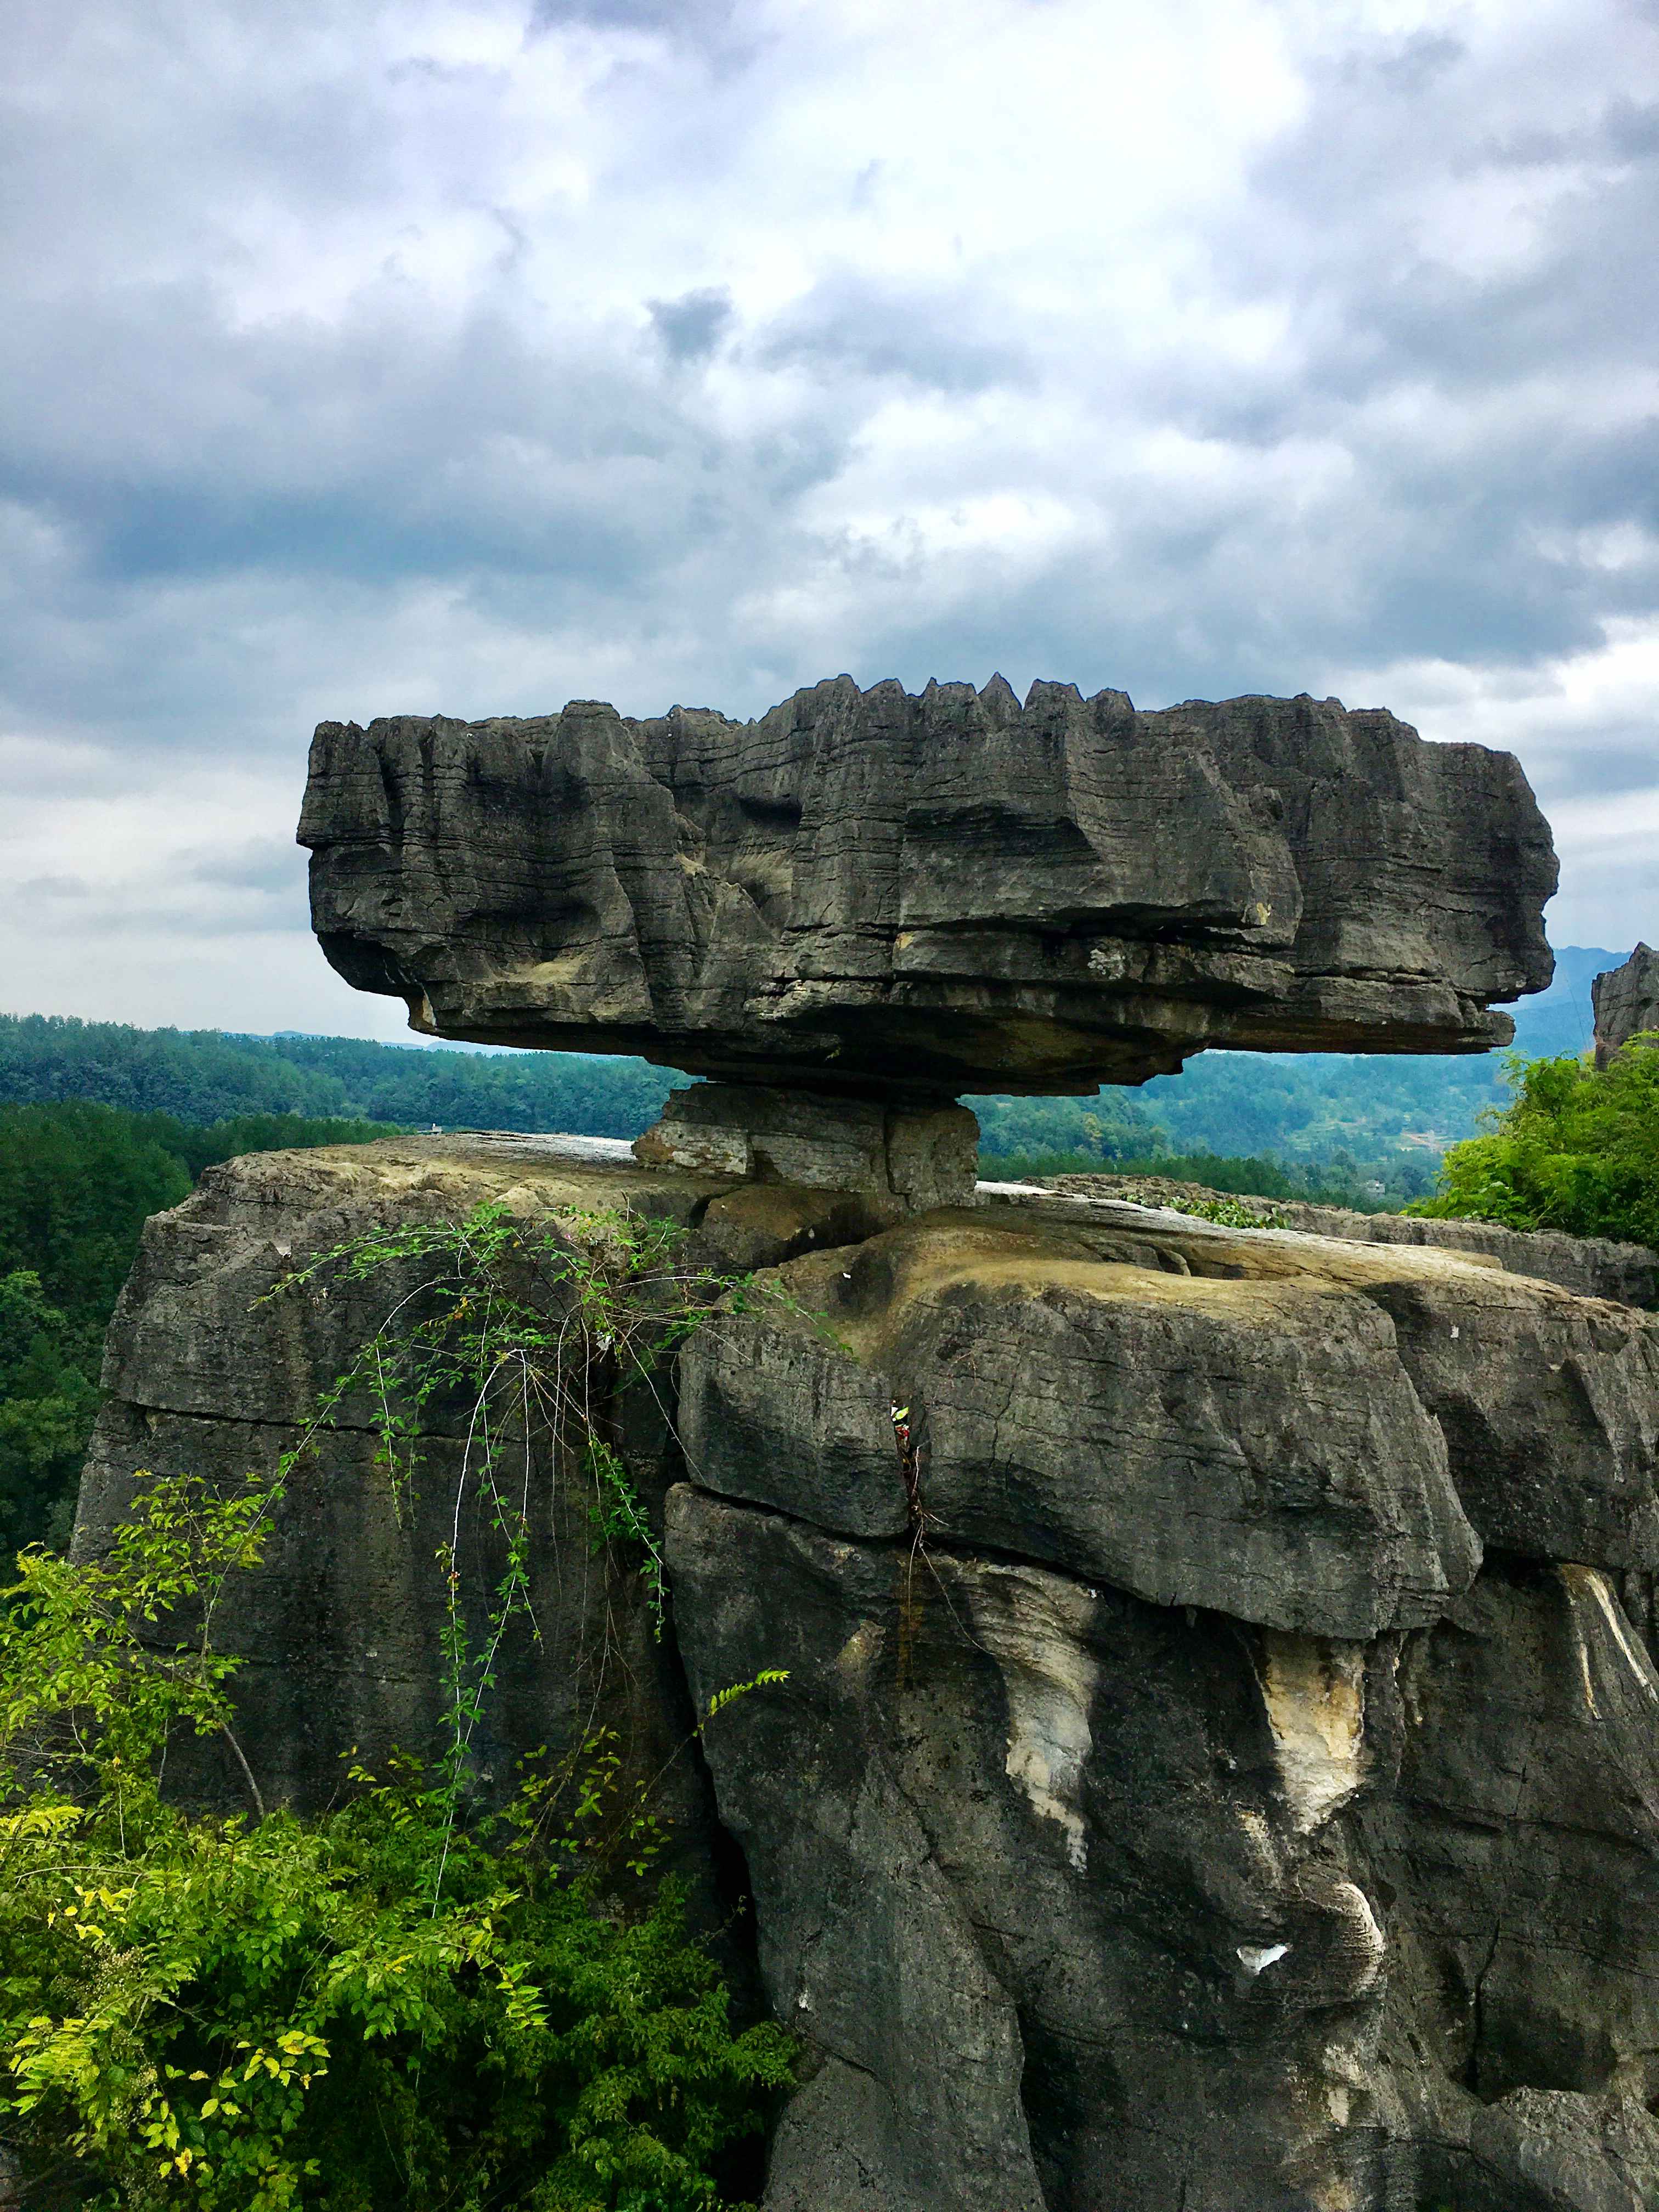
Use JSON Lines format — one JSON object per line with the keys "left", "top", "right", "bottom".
{"left": 977, "top": 944, "right": 1611, "bottom": 1188}
{"left": 0, "top": 1015, "right": 677, "bottom": 1135}
{"left": 0, "top": 947, "right": 1613, "bottom": 1176}
{"left": 0, "top": 1103, "right": 393, "bottom": 1554}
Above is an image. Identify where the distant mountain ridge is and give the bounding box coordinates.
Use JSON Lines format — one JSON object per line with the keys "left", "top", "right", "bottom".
{"left": 1502, "top": 944, "right": 1611, "bottom": 1059}
{"left": 0, "top": 1015, "right": 678, "bottom": 1138}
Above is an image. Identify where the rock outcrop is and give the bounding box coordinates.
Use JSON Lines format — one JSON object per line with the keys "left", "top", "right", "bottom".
{"left": 1594, "top": 944, "right": 1659, "bottom": 1066}
{"left": 77, "top": 1136, "right": 1659, "bottom": 2211}
{"left": 1032, "top": 1172, "right": 1659, "bottom": 1305}
{"left": 298, "top": 676, "right": 1556, "bottom": 1099}
{"left": 72, "top": 673, "right": 1658, "bottom": 2205}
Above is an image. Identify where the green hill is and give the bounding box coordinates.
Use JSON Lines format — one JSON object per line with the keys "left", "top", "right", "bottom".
{"left": 0, "top": 1101, "right": 396, "bottom": 1555}
{"left": 0, "top": 945, "right": 1620, "bottom": 1203}
{"left": 0, "top": 1014, "right": 678, "bottom": 1135}
{"left": 968, "top": 946, "right": 1615, "bottom": 1197}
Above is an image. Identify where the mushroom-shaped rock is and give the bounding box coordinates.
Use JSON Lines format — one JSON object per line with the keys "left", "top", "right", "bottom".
{"left": 298, "top": 674, "right": 1557, "bottom": 1102}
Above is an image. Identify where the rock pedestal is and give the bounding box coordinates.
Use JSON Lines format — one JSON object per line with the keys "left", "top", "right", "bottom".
{"left": 1594, "top": 943, "right": 1659, "bottom": 1065}
{"left": 631, "top": 1083, "right": 979, "bottom": 1211}
{"left": 72, "top": 673, "right": 1657, "bottom": 2205}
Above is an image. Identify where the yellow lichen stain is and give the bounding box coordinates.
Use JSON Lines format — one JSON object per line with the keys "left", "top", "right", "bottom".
{"left": 1260, "top": 1633, "right": 1367, "bottom": 1833}
{"left": 833, "top": 1619, "right": 886, "bottom": 1683}
{"left": 516, "top": 951, "right": 594, "bottom": 986}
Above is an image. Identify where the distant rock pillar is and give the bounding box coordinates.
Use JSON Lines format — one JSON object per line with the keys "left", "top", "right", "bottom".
{"left": 1593, "top": 944, "right": 1659, "bottom": 1066}
{"left": 632, "top": 1084, "right": 980, "bottom": 1212}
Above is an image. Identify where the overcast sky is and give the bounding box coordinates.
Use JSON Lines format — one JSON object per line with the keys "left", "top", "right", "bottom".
{"left": 3, "top": 0, "right": 1656, "bottom": 1042}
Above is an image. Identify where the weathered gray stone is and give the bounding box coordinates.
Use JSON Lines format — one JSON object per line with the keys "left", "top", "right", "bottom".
{"left": 680, "top": 1216, "right": 1482, "bottom": 1638}
{"left": 1446, "top": 2092, "right": 1659, "bottom": 2211}
{"left": 634, "top": 1082, "right": 978, "bottom": 1209}
{"left": 76, "top": 1138, "right": 742, "bottom": 1916}
{"left": 1041, "top": 1172, "right": 1659, "bottom": 1306}
{"left": 298, "top": 676, "right": 1556, "bottom": 1095}
{"left": 1594, "top": 943, "right": 1659, "bottom": 1066}
{"left": 669, "top": 1485, "right": 1405, "bottom": 2212}
{"left": 73, "top": 1135, "right": 1659, "bottom": 2211}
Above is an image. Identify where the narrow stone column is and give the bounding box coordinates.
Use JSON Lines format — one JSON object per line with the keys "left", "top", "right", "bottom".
{"left": 633, "top": 1083, "right": 980, "bottom": 1212}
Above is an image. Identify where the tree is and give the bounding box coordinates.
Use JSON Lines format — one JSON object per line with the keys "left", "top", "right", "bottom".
{"left": 1412, "top": 1038, "right": 1659, "bottom": 1248}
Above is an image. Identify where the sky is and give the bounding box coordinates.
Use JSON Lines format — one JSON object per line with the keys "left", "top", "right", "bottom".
{"left": 3, "top": 0, "right": 1656, "bottom": 1042}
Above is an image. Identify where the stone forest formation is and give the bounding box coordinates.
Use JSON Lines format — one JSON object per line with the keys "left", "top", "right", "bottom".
{"left": 76, "top": 675, "right": 1659, "bottom": 2208}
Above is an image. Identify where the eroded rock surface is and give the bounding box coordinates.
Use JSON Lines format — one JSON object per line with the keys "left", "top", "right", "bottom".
{"left": 1595, "top": 944, "right": 1659, "bottom": 1066}
{"left": 298, "top": 676, "right": 1556, "bottom": 1095}
{"left": 76, "top": 1139, "right": 1659, "bottom": 2210}
{"left": 1039, "top": 1172, "right": 1659, "bottom": 1306}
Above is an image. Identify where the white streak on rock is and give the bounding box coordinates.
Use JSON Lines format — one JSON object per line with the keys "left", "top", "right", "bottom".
{"left": 1260, "top": 1634, "right": 1367, "bottom": 1832}
{"left": 968, "top": 1571, "right": 1100, "bottom": 1872}
{"left": 1238, "top": 1941, "right": 1290, "bottom": 1974}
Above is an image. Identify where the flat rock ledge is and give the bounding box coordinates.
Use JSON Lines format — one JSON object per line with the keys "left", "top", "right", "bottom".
{"left": 73, "top": 1133, "right": 1659, "bottom": 2212}
{"left": 1037, "top": 1171, "right": 1659, "bottom": 1306}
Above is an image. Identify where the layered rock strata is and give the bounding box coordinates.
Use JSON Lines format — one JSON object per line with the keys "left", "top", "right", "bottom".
{"left": 77, "top": 1135, "right": 1659, "bottom": 2211}
{"left": 1594, "top": 944, "right": 1659, "bottom": 1066}
{"left": 298, "top": 676, "right": 1557, "bottom": 1098}
{"left": 632, "top": 1083, "right": 979, "bottom": 1212}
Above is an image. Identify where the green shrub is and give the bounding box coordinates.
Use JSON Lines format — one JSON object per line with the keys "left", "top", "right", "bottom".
{"left": 0, "top": 1272, "right": 101, "bottom": 1554}
{"left": 0, "top": 1203, "right": 798, "bottom": 2207}
{"left": 0, "top": 1479, "right": 792, "bottom": 2207}
{"left": 0, "top": 1102, "right": 400, "bottom": 1554}
{"left": 1410, "top": 1037, "right": 1659, "bottom": 1247}
{"left": 1116, "top": 1191, "right": 1287, "bottom": 1229}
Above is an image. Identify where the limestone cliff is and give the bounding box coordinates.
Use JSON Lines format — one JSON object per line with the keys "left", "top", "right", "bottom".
{"left": 76, "top": 1136, "right": 1659, "bottom": 2211}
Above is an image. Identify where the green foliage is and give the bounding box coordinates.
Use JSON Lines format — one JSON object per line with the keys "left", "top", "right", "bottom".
{"left": 1115, "top": 1191, "right": 1289, "bottom": 1229}
{"left": 0, "top": 1210, "right": 798, "bottom": 2204}
{"left": 0, "top": 1015, "right": 678, "bottom": 1139}
{"left": 271, "top": 1202, "right": 745, "bottom": 1659}
{"left": 0, "top": 1103, "right": 193, "bottom": 1333}
{"left": 1411, "top": 1038, "right": 1659, "bottom": 1247}
{"left": 263, "top": 1201, "right": 799, "bottom": 1919}
{"left": 0, "top": 1474, "right": 794, "bottom": 2210}
{"left": 700, "top": 1674, "right": 791, "bottom": 1727}
{"left": 0, "top": 1273, "right": 102, "bottom": 1556}
{"left": 0, "top": 1103, "right": 396, "bottom": 1554}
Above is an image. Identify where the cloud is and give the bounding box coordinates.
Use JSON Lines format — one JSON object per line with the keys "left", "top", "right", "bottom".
{"left": 2, "top": 0, "right": 1658, "bottom": 1035}
{"left": 649, "top": 286, "right": 735, "bottom": 362}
